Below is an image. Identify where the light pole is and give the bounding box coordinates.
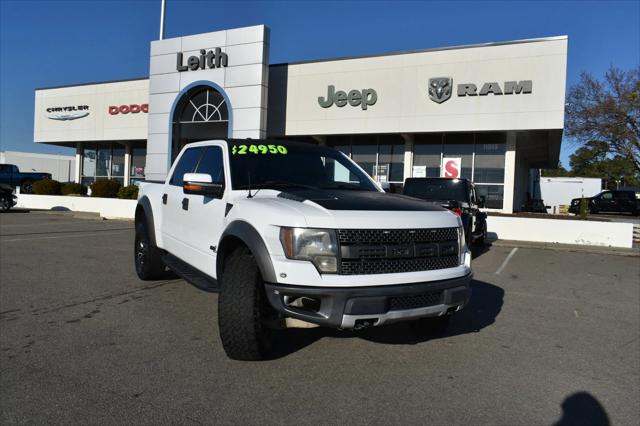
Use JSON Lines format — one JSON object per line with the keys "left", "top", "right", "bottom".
{"left": 159, "top": 0, "right": 166, "bottom": 40}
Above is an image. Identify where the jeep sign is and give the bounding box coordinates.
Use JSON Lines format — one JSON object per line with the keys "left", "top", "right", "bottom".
{"left": 318, "top": 86, "right": 377, "bottom": 110}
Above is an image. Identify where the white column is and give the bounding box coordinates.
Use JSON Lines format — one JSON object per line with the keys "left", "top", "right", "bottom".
{"left": 74, "top": 143, "right": 82, "bottom": 184}
{"left": 401, "top": 134, "right": 414, "bottom": 181}
{"left": 502, "top": 132, "right": 517, "bottom": 214}
{"left": 124, "top": 144, "right": 132, "bottom": 186}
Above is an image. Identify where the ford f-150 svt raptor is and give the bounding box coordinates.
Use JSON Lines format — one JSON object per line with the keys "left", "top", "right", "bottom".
{"left": 134, "top": 140, "right": 472, "bottom": 360}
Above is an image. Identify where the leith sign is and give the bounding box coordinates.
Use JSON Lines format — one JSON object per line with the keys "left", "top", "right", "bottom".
{"left": 176, "top": 48, "right": 228, "bottom": 72}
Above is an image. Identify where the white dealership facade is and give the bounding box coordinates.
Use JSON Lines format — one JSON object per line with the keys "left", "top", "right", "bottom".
{"left": 33, "top": 25, "right": 568, "bottom": 213}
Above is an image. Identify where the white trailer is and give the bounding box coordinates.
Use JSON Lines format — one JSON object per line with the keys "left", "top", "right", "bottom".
{"left": 539, "top": 177, "right": 602, "bottom": 214}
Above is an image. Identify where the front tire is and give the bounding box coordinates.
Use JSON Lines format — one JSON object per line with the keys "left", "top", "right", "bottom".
{"left": 0, "top": 197, "right": 10, "bottom": 212}
{"left": 218, "top": 246, "right": 276, "bottom": 361}
{"left": 134, "top": 221, "right": 165, "bottom": 280}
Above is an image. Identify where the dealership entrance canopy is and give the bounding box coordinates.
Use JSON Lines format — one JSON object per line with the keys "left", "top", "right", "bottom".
{"left": 33, "top": 25, "right": 567, "bottom": 212}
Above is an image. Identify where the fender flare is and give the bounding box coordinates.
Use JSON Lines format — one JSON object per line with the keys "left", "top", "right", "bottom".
{"left": 135, "top": 196, "right": 157, "bottom": 247}
{"left": 217, "top": 221, "right": 277, "bottom": 283}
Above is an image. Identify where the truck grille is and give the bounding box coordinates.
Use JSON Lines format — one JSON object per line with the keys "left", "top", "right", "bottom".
{"left": 388, "top": 290, "right": 444, "bottom": 311}
{"left": 337, "top": 227, "right": 459, "bottom": 275}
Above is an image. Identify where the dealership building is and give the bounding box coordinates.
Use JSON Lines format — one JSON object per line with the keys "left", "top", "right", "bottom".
{"left": 33, "top": 25, "right": 567, "bottom": 212}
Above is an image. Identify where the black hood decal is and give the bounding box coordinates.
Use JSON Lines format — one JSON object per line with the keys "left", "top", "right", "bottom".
{"left": 279, "top": 189, "right": 445, "bottom": 211}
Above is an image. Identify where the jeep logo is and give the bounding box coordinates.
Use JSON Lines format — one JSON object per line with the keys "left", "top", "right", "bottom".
{"left": 318, "top": 86, "right": 377, "bottom": 110}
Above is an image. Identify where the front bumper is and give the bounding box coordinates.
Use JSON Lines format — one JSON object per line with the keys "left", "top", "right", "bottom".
{"left": 265, "top": 273, "right": 472, "bottom": 329}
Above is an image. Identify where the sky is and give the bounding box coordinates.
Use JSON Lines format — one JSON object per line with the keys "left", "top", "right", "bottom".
{"left": 1, "top": 0, "right": 639, "bottom": 167}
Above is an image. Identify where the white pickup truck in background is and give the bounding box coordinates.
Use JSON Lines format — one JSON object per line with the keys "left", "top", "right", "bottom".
{"left": 134, "top": 139, "right": 472, "bottom": 360}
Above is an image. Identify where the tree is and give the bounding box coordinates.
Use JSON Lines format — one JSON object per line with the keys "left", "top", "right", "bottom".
{"left": 565, "top": 66, "right": 640, "bottom": 174}
{"left": 541, "top": 161, "right": 571, "bottom": 177}
{"left": 569, "top": 140, "right": 640, "bottom": 189}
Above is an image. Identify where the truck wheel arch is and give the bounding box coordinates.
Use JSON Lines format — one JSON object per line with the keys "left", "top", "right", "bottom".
{"left": 217, "top": 221, "right": 277, "bottom": 283}
{"left": 135, "top": 196, "right": 157, "bottom": 247}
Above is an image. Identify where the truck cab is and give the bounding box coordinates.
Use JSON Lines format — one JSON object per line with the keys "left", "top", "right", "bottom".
{"left": 135, "top": 140, "right": 472, "bottom": 360}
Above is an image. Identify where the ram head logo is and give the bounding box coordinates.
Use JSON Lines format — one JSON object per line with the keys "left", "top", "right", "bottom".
{"left": 428, "top": 77, "right": 452, "bottom": 104}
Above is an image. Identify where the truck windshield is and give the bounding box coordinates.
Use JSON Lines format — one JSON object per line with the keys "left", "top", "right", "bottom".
{"left": 228, "top": 141, "right": 378, "bottom": 192}
{"left": 404, "top": 179, "right": 468, "bottom": 202}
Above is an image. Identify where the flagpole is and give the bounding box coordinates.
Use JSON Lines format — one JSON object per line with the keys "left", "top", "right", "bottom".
{"left": 159, "top": 0, "right": 166, "bottom": 40}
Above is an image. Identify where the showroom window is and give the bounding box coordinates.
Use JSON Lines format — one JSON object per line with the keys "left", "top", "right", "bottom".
{"left": 130, "top": 142, "right": 146, "bottom": 184}
{"left": 81, "top": 142, "right": 126, "bottom": 186}
{"left": 327, "top": 135, "right": 405, "bottom": 183}
{"left": 412, "top": 132, "right": 506, "bottom": 209}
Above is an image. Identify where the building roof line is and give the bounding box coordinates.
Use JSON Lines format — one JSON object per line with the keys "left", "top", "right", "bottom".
{"left": 35, "top": 77, "right": 149, "bottom": 91}
{"left": 270, "top": 35, "right": 568, "bottom": 67}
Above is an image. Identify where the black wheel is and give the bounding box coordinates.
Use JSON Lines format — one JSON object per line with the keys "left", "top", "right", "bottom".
{"left": 134, "top": 221, "right": 165, "bottom": 280}
{"left": 411, "top": 315, "right": 451, "bottom": 336}
{"left": 476, "top": 222, "right": 487, "bottom": 246}
{"left": 0, "top": 197, "right": 10, "bottom": 212}
{"left": 20, "top": 180, "right": 33, "bottom": 194}
{"left": 218, "top": 246, "right": 277, "bottom": 361}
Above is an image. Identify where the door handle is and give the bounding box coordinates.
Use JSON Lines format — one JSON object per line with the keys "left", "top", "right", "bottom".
{"left": 162, "top": 194, "right": 168, "bottom": 204}
{"left": 182, "top": 198, "right": 189, "bottom": 210}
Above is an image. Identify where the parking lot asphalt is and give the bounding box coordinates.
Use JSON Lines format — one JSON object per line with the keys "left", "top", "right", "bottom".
{"left": 1, "top": 211, "right": 639, "bottom": 425}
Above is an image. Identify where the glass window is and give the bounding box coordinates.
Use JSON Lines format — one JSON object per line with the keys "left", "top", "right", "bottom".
{"left": 96, "top": 144, "right": 111, "bottom": 177}
{"left": 170, "top": 147, "right": 204, "bottom": 186}
{"left": 130, "top": 145, "right": 146, "bottom": 182}
{"left": 600, "top": 192, "right": 613, "bottom": 200}
{"left": 443, "top": 133, "right": 473, "bottom": 180}
{"left": 413, "top": 134, "right": 442, "bottom": 177}
{"left": 195, "top": 146, "right": 225, "bottom": 183}
{"left": 476, "top": 184, "right": 504, "bottom": 209}
{"left": 378, "top": 135, "right": 405, "bottom": 182}
{"left": 111, "top": 145, "right": 125, "bottom": 178}
{"left": 474, "top": 133, "right": 506, "bottom": 183}
{"left": 351, "top": 138, "right": 377, "bottom": 179}
{"left": 82, "top": 145, "right": 96, "bottom": 179}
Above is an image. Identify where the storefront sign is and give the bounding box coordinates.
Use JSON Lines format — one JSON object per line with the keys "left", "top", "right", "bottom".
{"left": 318, "top": 86, "right": 377, "bottom": 110}
{"left": 427, "top": 78, "right": 533, "bottom": 103}
{"left": 46, "top": 105, "right": 90, "bottom": 121}
{"left": 108, "top": 104, "right": 149, "bottom": 115}
{"left": 441, "top": 158, "right": 461, "bottom": 178}
{"left": 412, "top": 166, "right": 427, "bottom": 178}
{"left": 373, "top": 164, "right": 389, "bottom": 182}
{"left": 176, "top": 48, "right": 228, "bottom": 72}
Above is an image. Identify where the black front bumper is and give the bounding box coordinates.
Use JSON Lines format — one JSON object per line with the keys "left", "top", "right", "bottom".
{"left": 264, "top": 273, "right": 472, "bottom": 329}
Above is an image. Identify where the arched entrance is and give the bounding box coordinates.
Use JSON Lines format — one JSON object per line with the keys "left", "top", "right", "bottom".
{"left": 171, "top": 84, "right": 230, "bottom": 162}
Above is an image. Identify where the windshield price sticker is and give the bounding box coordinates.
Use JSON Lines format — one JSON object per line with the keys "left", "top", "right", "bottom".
{"left": 231, "top": 144, "right": 288, "bottom": 155}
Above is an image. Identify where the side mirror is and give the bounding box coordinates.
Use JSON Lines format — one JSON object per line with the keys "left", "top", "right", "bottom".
{"left": 183, "top": 173, "right": 224, "bottom": 198}
{"left": 479, "top": 195, "right": 486, "bottom": 208}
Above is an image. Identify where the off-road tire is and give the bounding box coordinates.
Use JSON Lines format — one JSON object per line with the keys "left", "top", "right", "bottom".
{"left": 20, "top": 180, "right": 33, "bottom": 194}
{"left": 411, "top": 314, "right": 451, "bottom": 336}
{"left": 134, "top": 221, "right": 165, "bottom": 280}
{"left": 218, "top": 246, "right": 275, "bottom": 361}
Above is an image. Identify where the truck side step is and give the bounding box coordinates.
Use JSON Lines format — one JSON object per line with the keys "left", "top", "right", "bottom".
{"left": 162, "top": 253, "right": 219, "bottom": 293}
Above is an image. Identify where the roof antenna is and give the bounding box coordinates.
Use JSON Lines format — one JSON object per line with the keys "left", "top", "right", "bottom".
{"left": 247, "top": 171, "right": 253, "bottom": 198}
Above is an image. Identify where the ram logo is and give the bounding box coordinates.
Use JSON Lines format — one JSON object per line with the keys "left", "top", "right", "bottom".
{"left": 428, "top": 77, "right": 452, "bottom": 104}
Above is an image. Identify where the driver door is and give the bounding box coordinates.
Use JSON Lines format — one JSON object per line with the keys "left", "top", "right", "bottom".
{"left": 180, "top": 145, "right": 227, "bottom": 278}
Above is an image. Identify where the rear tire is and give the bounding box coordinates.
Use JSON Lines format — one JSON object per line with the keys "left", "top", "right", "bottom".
{"left": 134, "top": 221, "right": 165, "bottom": 280}
{"left": 20, "top": 180, "right": 33, "bottom": 194}
{"left": 218, "top": 246, "right": 276, "bottom": 361}
{"left": 411, "top": 314, "right": 451, "bottom": 336}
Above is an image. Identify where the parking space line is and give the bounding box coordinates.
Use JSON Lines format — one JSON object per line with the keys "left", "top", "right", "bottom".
{"left": 0, "top": 230, "right": 131, "bottom": 243}
{"left": 495, "top": 247, "right": 518, "bottom": 275}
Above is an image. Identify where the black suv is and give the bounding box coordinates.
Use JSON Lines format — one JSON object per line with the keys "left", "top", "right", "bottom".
{"left": 569, "top": 190, "right": 639, "bottom": 215}
{"left": 403, "top": 177, "right": 488, "bottom": 245}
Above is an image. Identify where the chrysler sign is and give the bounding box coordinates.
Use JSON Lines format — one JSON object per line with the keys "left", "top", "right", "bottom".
{"left": 46, "top": 105, "right": 90, "bottom": 121}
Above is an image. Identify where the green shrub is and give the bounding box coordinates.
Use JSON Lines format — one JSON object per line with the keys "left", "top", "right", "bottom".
{"left": 61, "top": 182, "right": 87, "bottom": 196}
{"left": 32, "top": 179, "right": 62, "bottom": 195}
{"left": 90, "top": 179, "right": 121, "bottom": 198}
{"left": 117, "top": 185, "right": 139, "bottom": 200}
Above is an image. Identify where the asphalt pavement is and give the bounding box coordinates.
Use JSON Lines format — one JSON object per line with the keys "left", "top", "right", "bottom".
{"left": 1, "top": 211, "right": 639, "bottom": 425}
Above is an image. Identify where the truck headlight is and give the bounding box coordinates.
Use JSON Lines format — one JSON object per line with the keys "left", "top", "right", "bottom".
{"left": 280, "top": 227, "right": 338, "bottom": 273}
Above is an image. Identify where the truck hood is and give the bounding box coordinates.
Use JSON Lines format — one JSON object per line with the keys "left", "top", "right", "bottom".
{"left": 229, "top": 189, "right": 459, "bottom": 229}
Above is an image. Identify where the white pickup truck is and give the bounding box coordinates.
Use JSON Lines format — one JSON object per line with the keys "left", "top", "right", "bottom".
{"left": 135, "top": 139, "right": 472, "bottom": 360}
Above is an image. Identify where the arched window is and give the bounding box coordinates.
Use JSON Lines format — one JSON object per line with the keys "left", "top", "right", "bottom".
{"left": 171, "top": 85, "right": 229, "bottom": 162}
